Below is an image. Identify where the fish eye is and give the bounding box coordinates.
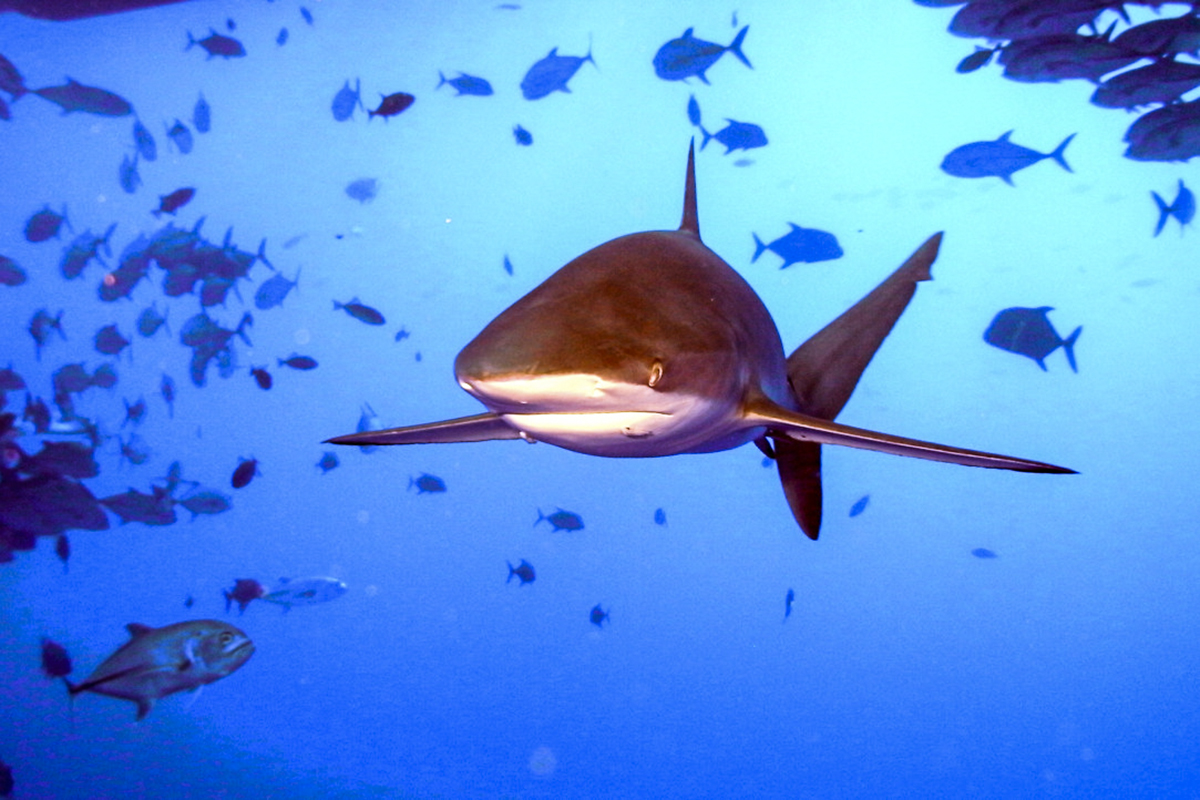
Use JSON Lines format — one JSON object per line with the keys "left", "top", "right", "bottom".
{"left": 648, "top": 361, "right": 664, "bottom": 388}
{"left": 219, "top": 632, "right": 233, "bottom": 644}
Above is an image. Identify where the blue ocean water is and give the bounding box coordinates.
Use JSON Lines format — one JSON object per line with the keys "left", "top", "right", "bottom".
{"left": 1, "top": 1, "right": 1199, "bottom": 797}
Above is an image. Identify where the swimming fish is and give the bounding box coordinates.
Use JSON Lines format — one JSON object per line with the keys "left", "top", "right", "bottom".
{"left": 254, "top": 268, "right": 299, "bottom": 310}
{"left": 316, "top": 451, "right": 339, "bottom": 473}
{"left": 137, "top": 304, "right": 168, "bottom": 337}
{"left": 166, "top": 119, "right": 193, "bottom": 154}
{"left": 436, "top": 71, "right": 493, "bottom": 96}
{"left": 535, "top": 508, "right": 583, "bottom": 532}
{"left": 983, "top": 306, "right": 1081, "bottom": 372}
{"left": 653, "top": 26, "right": 751, "bottom": 84}
{"left": 355, "top": 403, "right": 381, "bottom": 453}
{"left": 941, "top": 131, "right": 1075, "bottom": 185}
{"left": 513, "top": 125, "right": 532, "bottom": 146}
{"left": 193, "top": 92, "right": 211, "bottom": 133}
{"left": 654, "top": 508, "right": 667, "bottom": 526}
{"left": 133, "top": 118, "right": 156, "bottom": 161}
{"left": 250, "top": 366, "right": 272, "bottom": 390}
{"left": 186, "top": 30, "right": 246, "bottom": 59}
{"left": 33, "top": 78, "right": 131, "bottom": 116}
{"left": 507, "top": 559, "right": 535, "bottom": 585}
{"left": 278, "top": 355, "right": 317, "bottom": 371}
{"left": 1152, "top": 179, "right": 1194, "bottom": 236}
{"left": 752, "top": 224, "right": 842, "bottom": 267}
{"left": 345, "top": 178, "right": 378, "bottom": 204}
{"left": 700, "top": 119, "right": 767, "bottom": 154}
{"left": 0, "top": 255, "right": 27, "bottom": 286}
{"left": 94, "top": 324, "right": 130, "bottom": 356}
{"left": 154, "top": 187, "right": 195, "bottom": 217}
{"left": 331, "top": 79, "right": 363, "bottom": 121}
{"left": 687, "top": 94, "right": 701, "bottom": 127}
{"left": 276, "top": 27, "right": 288, "bottom": 46}
{"left": 262, "top": 576, "right": 347, "bottom": 612}
{"left": 230, "top": 457, "right": 259, "bottom": 489}
{"left": 224, "top": 579, "right": 266, "bottom": 614}
{"left": 784, "top": 588, "right": 794, "bottom": 620}
{"left": 589, "top": 604, "right": 609, "bottom": 628}
{"left": 408, "top": 473, "right": 446, "bottom": 493}
{"left": 334, "top": 298, "right": 385, "bottom": 325}
{"left": 520, "top": 44, "right": 595, "bottom": 100}
{"left": 971, "top": 547, "right": 998, "bottom": 559}
{"left": 65, "top": 620, "right": 253, "bottom": 720}
{"left": 41, "top": 638, "right": 72, "bottom": 678}
{"left": 24, "top": 205, "right": 68, "bottom": 243}
{"left": 325, "top": 144, "right": 1074, "bottom": 539}
{"left": 368, "top": 92, "right": 414, "bottom": 120}
{"left": 848, "top": 495, "right": 869, "bottom": 517}
{"left": 119, "top": 153, "right": 141, "bottom": 194}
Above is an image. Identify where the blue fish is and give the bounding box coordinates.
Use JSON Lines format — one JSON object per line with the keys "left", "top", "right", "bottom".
{"left": 316, "top": 451, "right": 339, "bottom": 473}
{"left": 300, "top": 6, "right": 313, "bottom": 25}
{"left": 941, "top": 131, "right": 1074, "bottom": 185}
{"left": 1152, "top": 179, "right": 1194, "bottom": 236}
{"left": 849, "top": 495, "right": 869, "bottom": 517}
{"left": 331, "top": 79, "right": 362, "bottom": 122}
{"left": 653, "top": 508, "right": 667, "bottom": 526}
{"left": 699, "top": 119, "right": 767, "bottom": 154}
{"left": 520, "top": 44, "right": 595, "bottom": 100}
{"left": 277, "top": 27, "right": 289, "bottom": 46}
{"left": 437, "top": 71, "right": 493, "bottom": 96}
{"left": 345, "top": 178, "right": 378, "bottom": 203}
{"left": 751, "top": 223, "right": 843, "bottom": 268}
{"left": 513, "top": 124, "right": 532, "bottom": 145}
{"left": 983, "top": 306, "right": 1080, "bottom": 372}
{"left": 193, "top": 92, "right": 211, "bottom": 134}
{"left": 503, "top": 254, "right": 514, "bottom": 275}
{"left": 687, "top": 94, "right": 700, "bottom": 127}
{"left": 118, "top": 153, "right": 141, "bottom": 194}
{"left": 653, "top": 25, "right": 751, "bottom": 84}
{"left": 784, "top": 588, "right": 794, "bottom": 620}
{"left": 133, "top": 118, "right": 156, "bottom": 161}
{"left": 971, "top": 548, "right": 998, "bottom": 559}
{"left": 254, "top": 268, "right": 299, "bottom": 310}
{"left": 166, "top": 119, "right": 193, "bottom": 154}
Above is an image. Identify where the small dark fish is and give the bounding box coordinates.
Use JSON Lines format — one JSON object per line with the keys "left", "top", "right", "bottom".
{"left": 345, "top": 178, "right": 378, "bottom": 203}
{"left": 276, "top": 27, "right": 289, "bottom": 46}
{"left": 368, "top": 92, "right": 415, "bottom": 120}
{"left": 133, "top": 118, "right": 157, "bottom": 161}
{"left": 23, "top": 394, "right": 51, "bottom": 433}
{"left": 507, "top": 558, "right": 535, "bottom": 585}
{"left": 226, "top": 18, "right": 235, "bottom": 31}
{"left": 94, "top": 324, "right": 130, "bottom": 356}
{"left": 687, "top": 94, "right": 700, "bottom": 127}
{"left": 394, "top": 327, "right": 410, "bottom": 342}
{"left": 160, "top": 373, "right": 176, "bottom": 418}
{"left": 535, "top": 508, "right": 583, "bottom": 532}
{"left": 408, "top": 473, "right": 446, "bottom": 494}
{"left": 300, "top": 6, "right": 313, "bottom": 25}
{"left": 184, "top": 595, "right": 195, "bottom": 608}
{"left": 231, "top": 457, "right": 259, "bottom": 489}
{"left": 41, "top": 637, "right": 72, "bottom": 678}
{"left": 250, "top": 366, "right": 272, "bottom": 390}
{"left": 187, "top": 30, "right": 246, "bottom": 59}
{"left": 334, "top": 298, "right": 385, "bottom": 325}
{"left": 178, "top": 489, "right": 232, "bottom": 520}
{"left": 437, "top": 71, "right": 493, "bottom": 96}
{"left": 136, "top": 304, "right": 168, "bottom": 337}
{"left": 101, "top": 486, "right": 175, "bottom": 525}
{"left": 118, "top": 434, "right": 150, "bottom": 466}
{"left": 166, "top": 119, "right": 193, "bottom": 154}
{"left": 33, "top": 78, "right": 131, "bottom": 116}
{"left": 971, "top": 548, "right": 998, "bottom": 559}
{"left": 331, "top": 78, "right": 363, "bottom": 121}
{"left": 513, "top": 124, "right": 532, "bottom": 146}
{"left": 224, "top": 578, "right": 266, "bottom": 614}
{"left": 654, "top": 508, "right": 667, "bottom": 526}
{"left": 29, "top": 309, "right": 65, "bottom": 359}
{"left": 653, "top": 26, "right": 751, "bottom": 84}
{"left": 784, "top": 588, "right": 794, "bottom": 620}
{"left": 984, "top": 306, "right": 1080, "bottom": 372}
{"left": 316, "top": 451, "right": 339, "bottom": 473}
{"left": 752, "top": 224, "right": 842, "bottom": 267}
{"left": 0, "top": 255, "right": 26, "bottom": 286}
{"left": 278, "top": 355, "right": 317, "bottom": 370}
{"left": 956, "top": 46, "right": 997, "bottom": 74}
{"left": 154, "top": 187, "right": 195, "bottom": 218}
{"left": 503, "top": 254, "right": 514, "bottom": 275}
{"left": 700, "top": 119, "right": 767, "bottom": 154}
{"left": 254, "top": 268, "right": 299, "bottom": 310}
{"left": 1095, "top": 60, "right": 1200, "bottom": 111}
{"left": 589, "top": 604, "right": 609, "bottom": 628}
{"left": 119, "top": 153, "right": 141, "bottom": 194}
{"left": 520, "top": 44, "right": 595, "bottom": 100}
{"left": 0, "top": 367, "right": 25, "bottom": 392}
{"left": 849, "top": 495, "right": 869, "bottom": 517}
{"left": 122, "top": 397, "right": 146, "bottom": 427}
{"left": 24, "top": 206, "right": 68, "bottom": 243}
{"left": 1152, "top": 179, "right": 1195, "bottom": 236}
{"left": 54, "top": 533, "right": 70, "bottom": 571}
{"left": 193, "top": 92, "right": 211, "bottom": 133}
{"left": 941, "top": 131, "right": 1074, "bottom": 186}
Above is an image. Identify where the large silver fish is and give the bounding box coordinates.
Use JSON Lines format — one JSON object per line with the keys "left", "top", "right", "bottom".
{"left": 66, "top": 620, "right": 253, "bottom": 720}
{"left": 328, "top": 143, "right": 1074, "bottom": 538}
{"left": 262, "top": 576, "right": 348, "bottom": 612}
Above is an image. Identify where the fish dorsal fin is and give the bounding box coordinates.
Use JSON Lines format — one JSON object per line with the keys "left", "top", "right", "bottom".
{"left": 998, "top": 130, "right": 1013, "bottom": 142}
{"left": 679, "top": 140, "right": 700, "bottom": 238}
{"left": 683, "top": 27, "right": 694, "bottom": 38}
{"left": 126, "top": 623, "right": 153, "bottom": 638}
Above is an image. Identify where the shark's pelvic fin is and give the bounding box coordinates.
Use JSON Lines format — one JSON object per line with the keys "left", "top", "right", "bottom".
{"left": 323, "top": 413, "right": 521, "bottom": 446}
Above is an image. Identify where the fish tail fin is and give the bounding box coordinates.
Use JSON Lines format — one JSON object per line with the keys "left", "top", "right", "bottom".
{"left": 699, "top": 125, "right": 712, "bottom": 150}
{"left": 1050, "top": 133, "right": 1075, "bottom": 173}
{"left": 534, "top": 509, "right": 546, "bottom": 528}
{"left": 1153, "top": 191, "right": 1170, "bottom": 237}
{"left": 506, "top": 561, "right": 515, "bottom": 583}
{"left": 436, "top": 71, "right": 447, "bottom": 89}
{"left": 1061, "top": 325, "right": 1081, "bottom": 373}
{"left": 728, "top": 25, "right": 752, "bottom": 70}
{"left": 185, "top": 31, "right": 196, "bottom": 51}
{"left": 256, "top": 238, "right": 272, "bottom": 269}
{"left": 752, "top": 232, "right": 768, "bottom": 262}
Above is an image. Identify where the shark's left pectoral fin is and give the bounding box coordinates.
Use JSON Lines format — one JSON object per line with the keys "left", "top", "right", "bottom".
{"left": 745, "top": 396, "right": 1076, "bottom": 474}
{"left": 324, "top": 412, "right": 521, "bottom": 447}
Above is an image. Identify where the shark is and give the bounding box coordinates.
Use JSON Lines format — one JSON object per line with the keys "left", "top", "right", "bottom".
{"left": 327, "top": 143, "right": 1074, "bottom": 538}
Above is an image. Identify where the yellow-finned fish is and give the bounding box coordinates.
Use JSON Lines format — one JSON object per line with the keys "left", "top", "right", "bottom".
{"left": 66, "top": 620, "right": 254, "bottom": 720}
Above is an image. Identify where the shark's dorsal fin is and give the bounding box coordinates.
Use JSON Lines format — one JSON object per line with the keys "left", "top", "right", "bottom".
{"left": 679, "top": 140, "right": 700, "bottom": 239}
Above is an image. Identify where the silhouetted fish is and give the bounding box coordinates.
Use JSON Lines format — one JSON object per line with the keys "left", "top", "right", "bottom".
{"left": 984, "top": 306, "right": 1080, "bottom": 372}
{"left": 153, "top": 188, "right": 195, "bottom": 218}
{"left": 334, "top": 298, "right": 385, "bottom": 325}
{"left": 653, "top": 26, "right": 751, "bottom": 84}
{"left": 941, "top": 131, "right": 1074, "bottom": 185}
{"left": 1152, "top": 179, "right": 1194, "bottom": 236}
{"left": 24, "top": 206, "right": 68, "bottom": 243}
{"left": 956, "top": 46, "right": 997, "bottom": 74}
{"left": 278, "top": 355, "right": 317, "bottom": 370}
{"left": 119, "top": 153, "right": 141, "bottom": 194}
{"left": 784, "top": 588, "right": 794, "bottom": 620}
{"left": 971, "top": 547, "right": 998, "bottom": 559}
{"left": 331, "top": 79, "right": 362, "bottom": 121}
{"left": 752, "top": 224, "right": 842, "bottom": 267}
{"left": 34, "top": 78, "right": 131, "bottom": 116}
{"left": 513, "top": 124, "right": 532, "bottom": 145}
{"left": 231, "top": 457, "right": 259, "bottom": 489}
{"left": 166, "top": 119, "right": 193, "bottom": 154}
{"left": 316, "top": 451, "right": 339, "bottom": 473}
{"left": 137, "top": 304, "right": 168, "bottom": 337}
{"left": 224, "top": 578, "right": 265, "bottom": 614}
{"left": 520, "top": 44, "right": 594, "bottom": 100}
{"left": 507, "top": 558, "right": 535, "bottom": 585}
{"left": 590, "top": 604, "right": 609, "bottom": 628}
{"left": 345, "top": 178, "right": 378, "bottom": 203}
{"left": 535, "top": 508, "right": 583, "bottom": 532}
{"left": 0, "top": 51, "right": 25, "bottom": 100}
{"left": 368, "top": 92, "right": 414, "bottom": 120}
{"left": 41, "top": 637, "right": 72, "bottom": 678}
{"left": 687, "top": 94, "right": 700, "bottom": 126}
{"left": 0, "top": 255, "right": 26, "bottom": 286}
{"left": 193, "top": 92, "right": 211, "bottom": 133}
{"left": 654, "top": 508, "right": 667, "bottom": 526}
{"left": 254, "top": 269, "right": 299, "bottom": 309}
{"left": 262, "top": 576, "right": 347, "bottom": 611}
{"left": 276, "top": 27, "right": 289, "bottom": 46}
{"left": 408, "top": 473, "right": 446, "bottom": 493}
{"left": 94, "top": 324, "right": 130, "bottom": 356}
{"left": 177, "top": 489, "right": 232, "bottom": 520}
{"left": 700, "top": 119, "right": 767, "bottom": 154}
{"left": 849, "top": 495, "right": 869, "bottom": 517}
{"left": 133, "top": 118, "right": 156, "bottom": 161}
{"left": 437, "top": 71, "right": 493, "bottom": 96}
{"left": 187, "top": 30, "right": 246, "bottom": 59}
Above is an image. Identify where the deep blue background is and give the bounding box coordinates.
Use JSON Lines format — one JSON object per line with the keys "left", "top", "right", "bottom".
{"left": 1, "top": 1, "right": 1198, "bottom": 797}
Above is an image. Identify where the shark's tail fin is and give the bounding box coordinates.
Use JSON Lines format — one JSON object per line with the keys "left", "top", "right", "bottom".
{"left": 1153, "top": 191, "right": 1170, "bottom": 237}
{"left": 1050, "top": 133, "right": 1075, "bottom": 173}
{"left": 1061, "top": 325, "right": 1081, "bottom": 373}
{"left": 727, "top": 25, "right": 752, "bottom": 70}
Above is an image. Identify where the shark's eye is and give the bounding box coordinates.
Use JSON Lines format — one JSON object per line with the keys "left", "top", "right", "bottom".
{"left": 648, "top": 361, "right": 664, "bottom": 388}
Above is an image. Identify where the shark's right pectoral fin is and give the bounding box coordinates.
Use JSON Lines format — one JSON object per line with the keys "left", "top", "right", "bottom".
{"left": 324, "top": 412, "right": 522, "bottom": 446}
